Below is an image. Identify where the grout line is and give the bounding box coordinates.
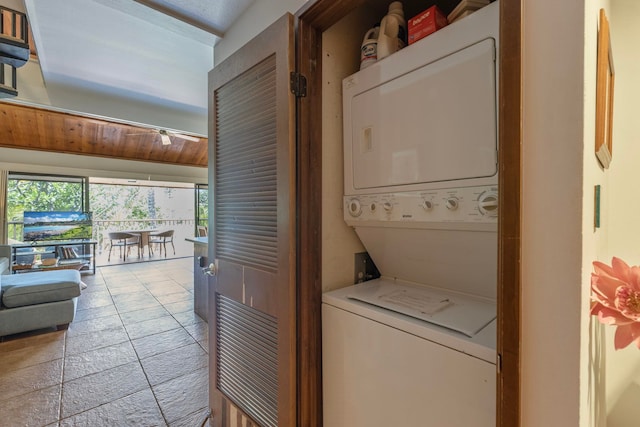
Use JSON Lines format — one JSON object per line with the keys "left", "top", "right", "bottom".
{"left": 3, "top": 258, "right": 201, "bottom": 426}
{"left": 103, "top": 262, "right": 197, "bottom": 427}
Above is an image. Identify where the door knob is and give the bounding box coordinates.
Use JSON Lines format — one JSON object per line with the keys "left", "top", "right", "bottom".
{"left": 203, "top": 262, "right": 217, "bottom": 276}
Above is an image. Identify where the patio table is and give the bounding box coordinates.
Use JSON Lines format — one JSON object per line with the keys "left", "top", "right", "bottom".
{"left": 121, "top": 229, "right": 158, "bottom": 257}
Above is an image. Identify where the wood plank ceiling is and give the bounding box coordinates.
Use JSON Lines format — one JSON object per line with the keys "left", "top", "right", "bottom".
{"left": 0, "top": 102, "right": 207, "bottom": 167}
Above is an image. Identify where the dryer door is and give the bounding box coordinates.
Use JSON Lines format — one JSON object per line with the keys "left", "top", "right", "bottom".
{"left": 349, "top": 38, "right": 497, "bottom": 190}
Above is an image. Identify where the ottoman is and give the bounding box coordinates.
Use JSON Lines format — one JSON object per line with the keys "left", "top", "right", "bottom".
{"left": 0, "top": 269, "right": 82, "bottom": 337}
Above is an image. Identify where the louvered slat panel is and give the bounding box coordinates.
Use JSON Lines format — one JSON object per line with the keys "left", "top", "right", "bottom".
{"left": 215, "top": 54, "right": 278, "bottom": 273}
{"left": 216, "top": 135, "right": 276, "bottom": 158}
{"left": 217, "top": 102, "right": 276, "bottom": 131}
{"left": 216, "top": 175, "right": 277, "bottom": 190}
{"left": 217, "top": 165, "right": 277, "bottom": 181}
{"left": 217, "top": 294, "right": 279, "bottom": 427}
{"left": 217, "top": 160, "right": 277, "bottom": 176}
{"left": 218, "top": 191, "right": 277, "bottom": 202}
{"left": 217, "top": 74, "right": 275, "bottom": 112}
{"left": 216, "top": 203, "right": 277, "bottom": 212}
{"left": 217, "top": 125, "right": 276, "bottom": 149}
{"left": 217, "top": 124, "right": 276, "bottom": 147}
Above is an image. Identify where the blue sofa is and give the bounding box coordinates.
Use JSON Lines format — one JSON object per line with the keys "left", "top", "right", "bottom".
{"left": 0, "top": 257, "right": 82, "bottom": 337}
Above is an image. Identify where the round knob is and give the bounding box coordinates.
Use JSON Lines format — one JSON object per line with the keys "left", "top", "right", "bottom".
{"left": 347, "top": 199, "right": 362, "bottom": 217}
{"left": 478, "top": 191, "right": 498, "bottom": 216}
{"left": 369, "top": 203, "right": 377, "bottom": 212}
{"left": 445, "top": 197, "right": 459, "bottom": 211}
{"left": 422, "top": 200, "right": 433, "bottom": 211}
{"left": 383, "top": 202, "right": 393, "bottom": 212}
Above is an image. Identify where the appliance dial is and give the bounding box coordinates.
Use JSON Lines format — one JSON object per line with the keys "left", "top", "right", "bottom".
{"left": 422, "top": 200, "right": 433, "bottom": 211}
{"left": 478, "top": 191, "right": 498, "bottom": 216}
{"left": 445, "top": 197, "right": 459, "bottom": 211}
{"left": 383, "top": 202, "right": 393, "bottom": 212}
{"left": 347, "top": 198, "right": 362, "bottom": 217}
{"left": 369, "top": 203, "right": 377, "bottom": 212}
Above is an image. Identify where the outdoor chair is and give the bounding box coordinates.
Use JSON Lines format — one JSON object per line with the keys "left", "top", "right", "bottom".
{"left": 107, "top": 232, "right": 141, "bottom": 261}
{"left": 197, "top": 225, "right": 208, "bottom": 237}
{"left": 149, "top": 230, "right": 175, "bottom": 257}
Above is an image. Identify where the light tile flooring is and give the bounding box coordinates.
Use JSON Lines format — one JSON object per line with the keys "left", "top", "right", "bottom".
{"left": 0, "top": 258, "right": 210, "bottom": 427}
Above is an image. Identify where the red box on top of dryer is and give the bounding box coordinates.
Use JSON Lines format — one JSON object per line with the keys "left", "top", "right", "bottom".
{"left": 408, "top": 5, "right": 448, "bottom": 45}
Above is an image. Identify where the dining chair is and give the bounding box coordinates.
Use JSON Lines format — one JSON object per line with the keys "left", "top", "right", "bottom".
{"left": 107, "top": 232, "right": 140, "bottom": 261}
{"left": 149, "top": 230, "right": 175, "bottom": 257}
{"left": 197, "top": 225, "right": 208, "bottom": 237}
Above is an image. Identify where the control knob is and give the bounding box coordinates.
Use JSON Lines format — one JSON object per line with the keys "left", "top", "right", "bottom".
{"left": 347, "top": 198, "right": 362, "bottom": 217}
{"left": 422, "top": 200, "right": 433, "bottom": 211}
{"left": 383, "top": 202, "right": 393, "bottom": 212}
{"left": 478, "top": 191, "right": 498, "bottom": 216}
{"left": 445, "top": 197, "right": 459, "bottom": 211}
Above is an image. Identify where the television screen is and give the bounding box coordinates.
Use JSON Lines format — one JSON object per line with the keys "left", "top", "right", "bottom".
{"left": 23, "top": 211, "right": 93, "bottom": 242}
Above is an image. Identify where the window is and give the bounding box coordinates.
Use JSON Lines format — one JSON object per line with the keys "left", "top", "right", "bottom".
{"left": 195, "top": 184, "right": 208, "bottom": 235}
{"left": 7, "top": 173, "right": 88, "bottom": 242}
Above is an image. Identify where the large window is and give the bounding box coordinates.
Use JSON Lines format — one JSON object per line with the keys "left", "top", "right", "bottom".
{"left": 7, "top": 173, "right": 88, "bottom": 242}
{"left": 88, "top": 178, "right": 200, "bottom": 256}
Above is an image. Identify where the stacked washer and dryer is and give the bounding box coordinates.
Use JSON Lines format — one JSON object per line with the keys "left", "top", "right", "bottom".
{"left": 322, "top": 2, "right": 500, "bottom": 426}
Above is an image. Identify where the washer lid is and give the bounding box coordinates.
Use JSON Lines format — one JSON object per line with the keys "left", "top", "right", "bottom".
{"left": 348, "top": 279, "right": 495, "bottom": 337}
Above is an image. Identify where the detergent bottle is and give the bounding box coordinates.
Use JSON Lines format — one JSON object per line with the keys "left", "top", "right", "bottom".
{"left": 360, "top": 24, "right": 380, "bottom": 69}
{"left": 377, "top": 1, "right": 406, "bottom": 61}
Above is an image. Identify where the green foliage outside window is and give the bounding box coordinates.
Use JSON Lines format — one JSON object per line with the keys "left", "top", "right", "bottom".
{"left": 197, "top": 185, "right": 208, "bottom": 227}
{"left": 7, "top": 179, "right": 83, "bottom": 221}
{"left": 7, "top": 177, "right": 84, "bottom": 241}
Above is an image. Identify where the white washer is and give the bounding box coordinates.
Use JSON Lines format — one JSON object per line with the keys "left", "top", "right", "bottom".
{"left": 322, "top": 279, "right": 496, "bottom": 427}
{"left": 325, "top": 3, "right": 500, "bottom": 426}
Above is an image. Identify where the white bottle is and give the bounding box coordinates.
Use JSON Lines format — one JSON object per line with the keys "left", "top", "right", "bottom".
{"left": 377, "top": 1, "right": 406, "bottom": 61}
{"left": 360, "top": 24, "right": 380, "bottom": 69}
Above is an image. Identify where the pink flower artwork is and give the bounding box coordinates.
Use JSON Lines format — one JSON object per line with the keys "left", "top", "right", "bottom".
{"left": 591, "top": 257, "right": 640, "bottom": 350}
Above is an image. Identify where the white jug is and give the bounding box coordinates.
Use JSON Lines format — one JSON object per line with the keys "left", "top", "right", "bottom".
{"left": 360, "top": 24, "right": 380, "bottom": 69}
{"left": 377, "top": 1, "right": 406, "bottom": 61}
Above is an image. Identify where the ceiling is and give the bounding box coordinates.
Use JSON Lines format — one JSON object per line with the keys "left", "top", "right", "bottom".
{"left": 0, "top": 0, "right": 256, "bottom": 166}
{"left": 0, "top": 102, "right": 208, "bottom": 167}
{"left": 18, "top": 0, "right": 254, "bottom": 133}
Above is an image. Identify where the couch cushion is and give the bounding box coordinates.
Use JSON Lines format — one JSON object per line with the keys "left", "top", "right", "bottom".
{"left": 2, "top": 270, "right": 81, "bottom": 308}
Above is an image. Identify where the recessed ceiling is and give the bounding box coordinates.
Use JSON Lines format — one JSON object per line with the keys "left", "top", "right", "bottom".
{"left": 18, "top": 0, "right": 254, "bottom": 133}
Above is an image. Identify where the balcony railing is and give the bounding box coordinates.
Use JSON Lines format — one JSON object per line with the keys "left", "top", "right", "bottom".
{"left": 8, "top": 218, "right": 201, "bottom": 256}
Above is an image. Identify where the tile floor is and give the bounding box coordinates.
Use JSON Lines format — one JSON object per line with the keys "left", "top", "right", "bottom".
{"left": 0, "top": 257, "right": 210, "bottom": 427}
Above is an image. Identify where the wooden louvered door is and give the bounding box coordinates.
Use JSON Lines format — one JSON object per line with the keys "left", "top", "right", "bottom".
{"left": 207, "top": 14, "right": 296, "bottom": 427}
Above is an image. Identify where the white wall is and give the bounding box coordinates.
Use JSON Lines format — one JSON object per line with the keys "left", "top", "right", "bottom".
{"left": 321, "top": 8, "right": 373, "bottom": 291}
{"left": 604, "top": 0, "right": 640, "bottom": 421}
{"left": 583, "top": 1, "right": 613, "bottom": 425}
{"left": 521, "top": 0, "right": 638, "bottom": 425}
{"left": 32, "top": 82, "right": 208, "bottom": 135}
{"left": 521, "top": 0, "right": 591, "bottom": 425}
{"left": 213, "top": 0, "right": 309, "bottom": 65}
{"left": 12, "top": 59, "right": 208, "bottom": 135}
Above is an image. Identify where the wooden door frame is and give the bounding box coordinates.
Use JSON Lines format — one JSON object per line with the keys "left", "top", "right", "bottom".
{"left": 496, "top": 0, "right": 522, "bottom": 425}
{"left": 296, "top": 0, "right": 522, "bottom": 426}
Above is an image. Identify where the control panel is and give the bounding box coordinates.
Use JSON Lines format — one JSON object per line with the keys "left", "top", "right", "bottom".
{"left": 344, "top": 186, "right": 498, "bottom": 226}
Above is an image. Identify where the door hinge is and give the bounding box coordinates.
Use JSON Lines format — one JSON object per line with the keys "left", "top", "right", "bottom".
{"left": 290, "top": 72, "right": 307, "bottom": 97}
{"left": 497, "top": 353, "right": 502, "bottom": 374}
